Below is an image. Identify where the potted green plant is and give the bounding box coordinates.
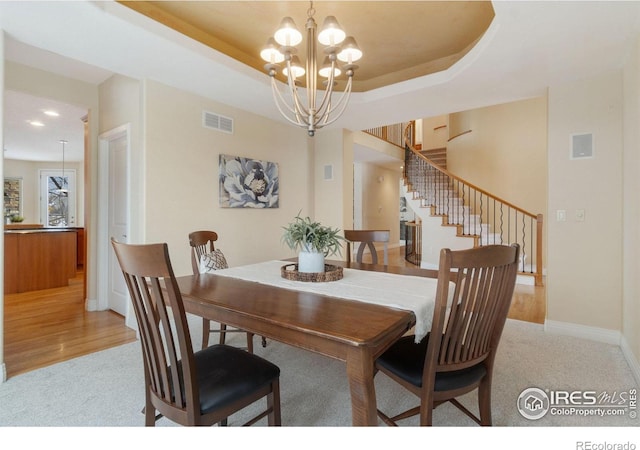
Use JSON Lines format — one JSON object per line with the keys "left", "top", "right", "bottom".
{"left": 282, "top": 213, "right": 344, "bottom": 273}
{"left": 10, "top": 215, "right": 24, "bottom": 223}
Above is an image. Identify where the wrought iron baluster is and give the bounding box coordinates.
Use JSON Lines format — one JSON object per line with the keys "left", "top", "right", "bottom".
{"left": 521, "top": 213, "right": 527, "bottom": 273}
{"left": 479, "top": 192, "right": 484, "bottom": 246}
{"left": 530, "top": 215, "right": 534, "bottom": 274}
{"left": 499, "top": 204, "right": 504, "bottom": 245}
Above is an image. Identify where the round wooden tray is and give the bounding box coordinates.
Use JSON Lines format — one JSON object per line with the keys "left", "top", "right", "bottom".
{"left": 281, "top": 263, "right": 343, "bottom": 282}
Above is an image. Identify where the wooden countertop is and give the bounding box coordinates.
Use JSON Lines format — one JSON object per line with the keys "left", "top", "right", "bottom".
{"left": 5, "top": 226, "right": 83, "bottom": 234}
{"left": 4, "top": 223, "right": 44, "bottom": 230}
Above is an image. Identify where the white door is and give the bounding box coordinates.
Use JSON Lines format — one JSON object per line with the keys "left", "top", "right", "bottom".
{"left": 107, "top": 133, "right": 129, "bottom": 316}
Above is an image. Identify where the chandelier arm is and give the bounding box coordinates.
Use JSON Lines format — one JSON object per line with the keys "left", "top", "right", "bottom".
{"left": 270, "top": 78, "right": 311, "bottom": 127}
{"left": 271, "top": 79, "right": 298, "bottom": 116}
{"left": 290, "top": 85, "right": 312, "bottom": 125}
{"left": 284, "top": 57, "right": 312, "bottom": 118}
{"left": 312, "top": 77, "right": 354, "bottom": 129}
{"left": 311, "top": 59, "right": 337, "bottom": 119}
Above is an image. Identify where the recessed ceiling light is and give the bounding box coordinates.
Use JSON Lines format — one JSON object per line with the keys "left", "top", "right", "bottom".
{"left": 43, "top": 110, "right": 59, "bottom": 117}
{"left": 28, "top": 120, "right": 45, "bottom": 127}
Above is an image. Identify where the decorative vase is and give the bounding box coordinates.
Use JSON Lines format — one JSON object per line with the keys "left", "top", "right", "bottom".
{"left": 298, "top": 249, "right": 325, "bottom": 273}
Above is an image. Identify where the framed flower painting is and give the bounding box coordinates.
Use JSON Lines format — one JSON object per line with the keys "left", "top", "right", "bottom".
{"left": 219, "top": 154, "right": 279, "bottom": 208}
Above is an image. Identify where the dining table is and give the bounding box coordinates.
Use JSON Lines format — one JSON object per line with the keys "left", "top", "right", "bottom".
{"left": 175, "top": 259, "right": 441, "bottom": 426}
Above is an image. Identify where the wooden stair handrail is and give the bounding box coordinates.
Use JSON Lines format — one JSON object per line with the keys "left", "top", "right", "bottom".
{"left": 404, "top": 123, "right": 537, "bottom": 219}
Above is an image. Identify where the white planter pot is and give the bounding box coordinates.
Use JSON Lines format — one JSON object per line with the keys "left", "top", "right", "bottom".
{"left": 298, "top": 250, "right": 325, "bottom": 273}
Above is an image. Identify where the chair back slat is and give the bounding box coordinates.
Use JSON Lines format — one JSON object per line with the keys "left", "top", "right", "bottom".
{"left": 427, "top": 244, "right": 519, "bottom": 375}
{"left": 189, "top": 230, "right": 218, "bottom": 274}
{"left": 112, "top": 239, "right": 198, "bottom": 413}
{"left": 344, "top": 230, "right": 390, "bottom": 265}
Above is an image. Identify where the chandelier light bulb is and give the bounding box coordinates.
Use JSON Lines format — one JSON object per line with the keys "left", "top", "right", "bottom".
{"left": 317, "top": 16, "right": 346, "bottom": 46}
{"left": 274, "top": 17, "right": 302, "bottom": 47}
{"left": 337, "top": 36, "right": 362, "bottom": 63}
{"left": 318, "top": 56, "right": 341, "bottom": 78}
{"left": 260, "top": 37, "right": 285, "bottom": 63}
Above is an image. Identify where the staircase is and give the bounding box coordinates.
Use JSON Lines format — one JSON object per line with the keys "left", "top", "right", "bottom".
{"left": 362, "top": 121, "right": 544, "bottom": 286}
{"left": 403, "top": 129, "right": 544, "bottom": 286}
{"left": 420, "top": 148, "right": 447, "bottom": 169}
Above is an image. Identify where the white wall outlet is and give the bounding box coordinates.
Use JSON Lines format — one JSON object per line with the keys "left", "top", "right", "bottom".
{"left": 557, "top": 210, "right": 566, "bottom": 222}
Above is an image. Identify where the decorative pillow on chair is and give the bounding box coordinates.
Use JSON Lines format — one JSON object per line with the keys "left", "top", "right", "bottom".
{"left": 199, "top": 249, "right": 229, "bottom": 273}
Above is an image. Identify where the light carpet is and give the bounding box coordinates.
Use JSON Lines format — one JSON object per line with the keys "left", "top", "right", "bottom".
{"left": 0, "top": 318, "right": 637, "bottom": 428}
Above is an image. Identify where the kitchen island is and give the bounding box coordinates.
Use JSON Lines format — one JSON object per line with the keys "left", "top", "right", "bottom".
{"left": 4, "top": 227, "right": 77, "bottom": 294}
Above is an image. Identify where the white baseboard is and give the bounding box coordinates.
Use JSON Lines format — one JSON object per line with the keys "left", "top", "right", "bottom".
{"left": 544, "top": 320, "right": 621, "bottom": 346}
{"left": 544, "top": 320, "right": 640, "bottom": 386}
{"left": 86, "top": 297, "right": 99, "bottom": 311}
{"left": 620, "top": 336, "right": 640, "bottom": 388}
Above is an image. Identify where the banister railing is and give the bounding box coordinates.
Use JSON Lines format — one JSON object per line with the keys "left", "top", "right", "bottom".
{"left": 364, "top": 122, "right": 414, "bottom": 148}
{"left": 402, "top": 122, "right": 544, "bottom": 286}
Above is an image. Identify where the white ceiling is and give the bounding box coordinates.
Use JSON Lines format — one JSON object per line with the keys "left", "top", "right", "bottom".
{"left": 4, "top": 89, "right": 89, "bottom": 162}
{"left": 2, "top": 1, "right": 640, "bottom": 164}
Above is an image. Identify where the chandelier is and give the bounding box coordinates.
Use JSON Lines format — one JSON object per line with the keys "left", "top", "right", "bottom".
{"left": 260, "top": 1, "right": 362, "bottom": 136}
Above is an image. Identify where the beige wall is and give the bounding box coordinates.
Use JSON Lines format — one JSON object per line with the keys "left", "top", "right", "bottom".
{"left": 421, "top": 115, "right": 448, "bottom": 150}
{"left": 357, "top": 162, "right": 401, "bottom": 246}
{"left": 622, "top": 36, "right": 640, "bottom": 375}
{"left": 446, "top": 97, "right": 548, "bottom": 219}
{"left": 142, "top": 80, "right": 310, "bottom": 276}
{"left": 547, "top": 71, "right": 623, "bottom": 332}
{"left": 314, "top": 129, "right": 349, "bottom": 236}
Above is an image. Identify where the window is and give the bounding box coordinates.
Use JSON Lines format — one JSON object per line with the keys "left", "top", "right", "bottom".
{"left": 40, "top": 170, "right": 76, "bottom": 227}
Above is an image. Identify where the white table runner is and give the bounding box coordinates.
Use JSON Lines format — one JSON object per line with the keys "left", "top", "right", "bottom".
{"left": 210, "top": 260, "right": 445, "bottom": 342}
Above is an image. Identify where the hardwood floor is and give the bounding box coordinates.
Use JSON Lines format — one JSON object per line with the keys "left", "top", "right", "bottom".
{"left": 385, "top": 246, "right": 546, "bottom": 324}
{"left": 3, "top": 247, "right": 544, "bottom": 379}
{"left": 3, "top": 270, "right": 137, "bottom": 379}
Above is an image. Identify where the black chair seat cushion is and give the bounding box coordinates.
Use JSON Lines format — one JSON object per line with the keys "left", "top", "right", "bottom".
{"left": 376, "top": 334, "right": 487, "bottom": 392}
{"left": 179, "top": 344, "right": 280, "bottom": 415}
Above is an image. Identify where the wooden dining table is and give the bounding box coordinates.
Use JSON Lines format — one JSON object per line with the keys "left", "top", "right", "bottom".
{"left": 175, "top": 260, "right": 438, "bottom": 426}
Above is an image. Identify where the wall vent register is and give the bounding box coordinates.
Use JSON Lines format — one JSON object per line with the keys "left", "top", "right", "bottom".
{"left": 203, "top": 111, "right": 234, "bottom": 134}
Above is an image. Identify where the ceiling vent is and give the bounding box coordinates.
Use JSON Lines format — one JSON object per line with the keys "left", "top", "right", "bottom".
{"left": 203, "top": 111, "right": 233, "bottom": 134}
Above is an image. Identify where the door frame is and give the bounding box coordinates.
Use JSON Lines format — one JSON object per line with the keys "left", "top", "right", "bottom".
{"left": 96, "top": 124, "right": 135, "bottom": 329}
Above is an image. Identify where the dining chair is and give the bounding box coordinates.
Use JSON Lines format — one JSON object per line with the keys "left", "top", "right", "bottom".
{"left": 344, "top": 229, "right": 390, "bottom": 265}
{"left": 111, "top": 239, "right": 281, "bottom": 426}
{"left": 375, "top": 243, "right": 520, "bottom": 426}
{"left": 189, "top": 230, "right": 258, "bottom": 352}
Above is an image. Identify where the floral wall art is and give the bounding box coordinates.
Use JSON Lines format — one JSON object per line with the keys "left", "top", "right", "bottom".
{"left": 219, "top": 154, "right": 279, "bottom": 208}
